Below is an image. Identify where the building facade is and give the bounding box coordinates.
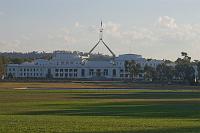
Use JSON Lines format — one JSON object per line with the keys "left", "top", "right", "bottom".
{"left": 6, "top": 51, "right": 163, "bottom": 80}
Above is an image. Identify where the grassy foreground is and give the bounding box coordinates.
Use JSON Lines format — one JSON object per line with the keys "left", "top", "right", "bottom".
{"left": 0, "top": 83, "right": 200, "bottom": 132}
{"left": 0, "top": 81, "right": 200, "bottom": 89}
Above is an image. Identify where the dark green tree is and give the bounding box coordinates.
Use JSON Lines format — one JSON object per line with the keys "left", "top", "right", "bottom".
{"left": 125, "top": 60, "right": 141, "bottom": 79}
{"left": 143, "top": 65, "right": 157, "bottom": 81}
{"left": 175, "top": 52, "right": 195, "bottom": 84}
{"left": 0, "top": 56, "right": 8, "bottom": 79}
{"left": 9, "top": 58, "right": 32, "bottom": 64}
{"left": 193, "top": 60, "right": 200, "bottom": 82}
{"left": 156, "top": 63, "right": 175, "bottom": 82}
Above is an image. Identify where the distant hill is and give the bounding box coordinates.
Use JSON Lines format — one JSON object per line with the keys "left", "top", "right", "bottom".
{"left": 0, "top": 51, "right": 53, "bottom": 60}
{"left": 0, "top": 51, "right": 112, "bottom": 61}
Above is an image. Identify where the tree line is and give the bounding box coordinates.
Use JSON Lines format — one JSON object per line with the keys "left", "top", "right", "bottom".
{"left": 125, "top": 52, "right": 200, "bottom": 85}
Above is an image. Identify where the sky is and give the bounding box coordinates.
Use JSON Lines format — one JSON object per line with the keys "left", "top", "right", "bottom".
{"left": 0, "top": 0, "right": 200, "bottom": 61}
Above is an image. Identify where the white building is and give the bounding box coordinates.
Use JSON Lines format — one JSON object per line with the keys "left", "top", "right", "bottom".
{"left": 6, "top": 22, "right": 163, "bottom": 80}
{"left": 6, "top": 51, "right": 163, "bottom": 80}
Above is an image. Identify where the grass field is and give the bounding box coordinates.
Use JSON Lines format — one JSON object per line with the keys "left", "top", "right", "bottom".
{"left": 0, "top": 82, "right": 200, "bottom": 133}
{"left": 0, "top": 81, "right": 199, "bottom": 89}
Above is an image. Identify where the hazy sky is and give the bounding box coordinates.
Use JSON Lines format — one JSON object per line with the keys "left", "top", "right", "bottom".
{"left": 1, "top": 0, "right": 200, "bottom": 60}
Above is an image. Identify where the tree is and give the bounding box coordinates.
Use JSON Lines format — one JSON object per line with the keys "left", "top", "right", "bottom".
{"left": 143, "top": 65, "right": 157, "bottom": 81}
{"left": 193, "top": 60, "right": 200, "bottom": 81}
{"left": 125, "top": 60, "right": 141, "bottom": 79}
{"left": 181, "top": 52, "right": 191, "bottom": 62}
{"left": 175, "top": 52, "right": 195, "bottom": 84}
{"left": 156, "top": 63, "right": 175, "bottom": 82}
{"left": 9, "top": 58, "right": 32, "bottom": 64}
{"left": 0, "top": 56, "right": 8, "bottom": 79}
{"left": 164, "top": 60, "right": 173, "bottom": 64}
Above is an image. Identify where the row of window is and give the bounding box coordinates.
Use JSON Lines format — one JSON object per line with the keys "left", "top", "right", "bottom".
{"left": 8, "top": 68, "right": 16, "bottom": 71}
{"left": 54, "top": 69, "right": 78, "bottom": 78}
{"left": 7, "top": 72, "right": 43, "bottom": 77}
{"left": 54, "top": 69, "right": 129, "bottom": 76}
{"left": 89, "top": 69, "right": 116, "bottom": 77}
{"left": 8, "top": 68, "right": 43, "bottom": 72}
{"left": 19, "top": 73, "right": 43, "bottom": 77}
{"left": 55, "top": 69, "right": 78, "bottom": 73}
{"left": 54, "top": 69, "right": 114, "bottom": 77}
{"left": 20, "top": 68, "right": 43, "bottom": 72}
{"left": 55, "top": 73, "right": 78, "bottom": 78}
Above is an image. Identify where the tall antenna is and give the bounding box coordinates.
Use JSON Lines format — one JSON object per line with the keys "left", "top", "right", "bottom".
{"left": 88, "top": 21, "right": 115, "bottom": 58}
{"left": 99, "top": 20, "right": 103, "bottom": 40}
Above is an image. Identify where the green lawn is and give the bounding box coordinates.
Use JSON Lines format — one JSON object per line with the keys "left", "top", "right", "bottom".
{"left": 0, "top": 88, "right": 200, "bottom": 133}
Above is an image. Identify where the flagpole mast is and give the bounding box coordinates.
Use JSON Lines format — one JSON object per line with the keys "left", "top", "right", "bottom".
{"left": 88, "top": 21, "right": 116, "bottom": 59}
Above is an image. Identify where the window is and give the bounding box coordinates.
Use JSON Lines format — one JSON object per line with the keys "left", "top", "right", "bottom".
{"left": 65, "top": 69, "right": 68, "bottom": 72}
{"left": 112, "top": 69, "right": 116, "bottom": 77}
{"left": 69, "top": 69, "right": 73, "bottom": 72}
{"left": 65, "top": 73, "right": 68, "bottom": 77}
{"left": 60, "top": 73, "right": 63, "bottom": 77}
{"left": 103, "top": 69, "right": 108, "bottom": 76}
{"left": 81, "top": 69, "right": 85, "bottom": 77}
{"left": 48, "top": 69, "right": 51, "bottom": 74}
{"left": 89, "top": 69, "right": 94, "bottom": 76}
{"left": 13, "top": 68, "right": 15, "bottom": 71}
{"left": 74, "top": 73, "right": 77, "bottom": 77}
{"left": 55, "top": 73, "right": 59, "bottom": 77}
{"left": 55, "top": 69, "right": 59, "bottom": 72}
{"left": 69, "top": 73, "right": 73, "bottom": 77}
{"left": 60, "top": 69, "right": 63, "bottom": 72}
